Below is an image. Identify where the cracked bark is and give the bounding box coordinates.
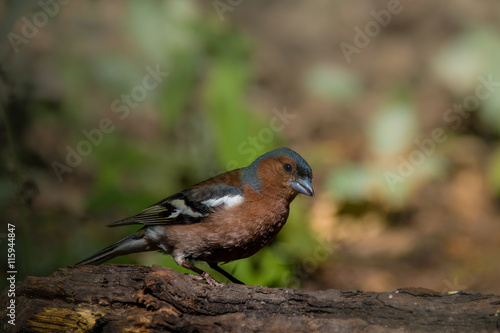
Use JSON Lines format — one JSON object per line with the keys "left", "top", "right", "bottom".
{"left": 1, "top": 264, "right": 500, "bottom": 332}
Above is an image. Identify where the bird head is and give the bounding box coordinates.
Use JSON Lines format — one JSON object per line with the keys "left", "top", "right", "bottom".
{"left": 242, "top": 147, "right": 314, "bottom": 199}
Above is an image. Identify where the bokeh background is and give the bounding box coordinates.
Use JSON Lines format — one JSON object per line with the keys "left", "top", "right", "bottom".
{"left": 1, "top": 0, "right": 500, "bottom": 293}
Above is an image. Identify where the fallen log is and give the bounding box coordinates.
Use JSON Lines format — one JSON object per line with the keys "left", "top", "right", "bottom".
{"left": 1, "top": 264, "right": 499, "bottom": 332}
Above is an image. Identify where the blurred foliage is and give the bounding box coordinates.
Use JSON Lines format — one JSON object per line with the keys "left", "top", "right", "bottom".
{"left": 325, "top": 24, "right": 500, "bottom": 208}
{"left": 489, "top": 147, "right": 500, "bottom": 197}
{"left": 327, "top": 98, "right": 447, "bottom": 207}
{"left": 1, "top": 0, "right": 500, "bottom": 293}
{"left": 304, "top": 65, "right": 363, "bottom": 104}
{"left": 433, "top": 24, "right": 500, "bottom": 134}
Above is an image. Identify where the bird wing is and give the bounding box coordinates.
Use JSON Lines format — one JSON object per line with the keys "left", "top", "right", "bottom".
{"left": 107, "top": 184, "right": 243, "bottom": 227}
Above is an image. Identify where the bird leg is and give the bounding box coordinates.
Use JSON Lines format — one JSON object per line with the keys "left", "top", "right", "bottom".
{"left": 178, "top": 259, "right": 223, "bottom": 287}
{"left": 209, "top": 263, "right": 245, "bottom": 285}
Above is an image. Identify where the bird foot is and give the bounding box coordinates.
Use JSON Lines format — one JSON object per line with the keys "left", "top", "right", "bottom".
{"left": 188, "top": 273, "right": 224, "bottom": 287}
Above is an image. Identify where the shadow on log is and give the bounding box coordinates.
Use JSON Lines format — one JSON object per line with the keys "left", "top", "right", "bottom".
{"left": 1, "top": 264, "right": 500, "bottom": 332}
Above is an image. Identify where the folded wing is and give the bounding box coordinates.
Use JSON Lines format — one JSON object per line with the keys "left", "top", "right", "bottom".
{"left": 107, "top": 184, "right": 243, "bottom": 227}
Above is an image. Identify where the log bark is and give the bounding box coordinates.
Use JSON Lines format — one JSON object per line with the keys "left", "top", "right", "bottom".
{"left": 1, "top": 264, "right": 500, "bottom": 332}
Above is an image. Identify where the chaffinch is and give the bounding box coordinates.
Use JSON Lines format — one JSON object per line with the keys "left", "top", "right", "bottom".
{"left": 76, "top": 147, "right": 314, "bottom": 286}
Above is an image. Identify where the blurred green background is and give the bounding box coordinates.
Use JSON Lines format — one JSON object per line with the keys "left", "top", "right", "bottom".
{"left": 1, "top": 0, "right": 500, "bottom": 293}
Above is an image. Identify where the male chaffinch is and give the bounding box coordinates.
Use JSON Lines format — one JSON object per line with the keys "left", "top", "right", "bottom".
{"left": 77, "top": 147, "right": 314, "bottom": 286}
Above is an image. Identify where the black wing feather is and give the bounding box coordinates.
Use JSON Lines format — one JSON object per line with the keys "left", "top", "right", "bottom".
{"left": 108, "top": 184, "right": 242, "bottom": 227}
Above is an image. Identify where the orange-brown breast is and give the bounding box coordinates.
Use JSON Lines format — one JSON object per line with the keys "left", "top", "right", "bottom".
{"left": 163, "top": 183, "right": 292, "bottom": 263}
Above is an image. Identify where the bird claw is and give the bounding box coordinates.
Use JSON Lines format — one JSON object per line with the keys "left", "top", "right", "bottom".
{"left": 188, "top": 273, "right": 224, "bottom": 287}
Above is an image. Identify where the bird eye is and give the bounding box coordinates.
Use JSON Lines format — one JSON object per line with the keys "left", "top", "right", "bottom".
{"left": 283, "top": 163, "right": 292, "bottom": 172}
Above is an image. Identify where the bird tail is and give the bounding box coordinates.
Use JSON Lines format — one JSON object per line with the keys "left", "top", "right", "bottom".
{"left": 76, "top": 232, "right": 150, "bottom": 265}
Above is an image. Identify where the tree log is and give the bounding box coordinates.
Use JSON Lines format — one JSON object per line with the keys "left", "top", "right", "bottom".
{"left": 1, "top": 264, "right": 500, "bottom": 332}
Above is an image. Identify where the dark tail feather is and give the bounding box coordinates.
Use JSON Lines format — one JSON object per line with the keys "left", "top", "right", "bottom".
{"left": 107, "top": 216, "right": 139, "bottom": 228}
{"left": 76, "top": 232, "right": 149, "bottom": 265}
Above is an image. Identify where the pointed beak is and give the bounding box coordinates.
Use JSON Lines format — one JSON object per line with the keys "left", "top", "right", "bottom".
{"left": 290, "top": 178, "right": 314, "bottom": 197}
